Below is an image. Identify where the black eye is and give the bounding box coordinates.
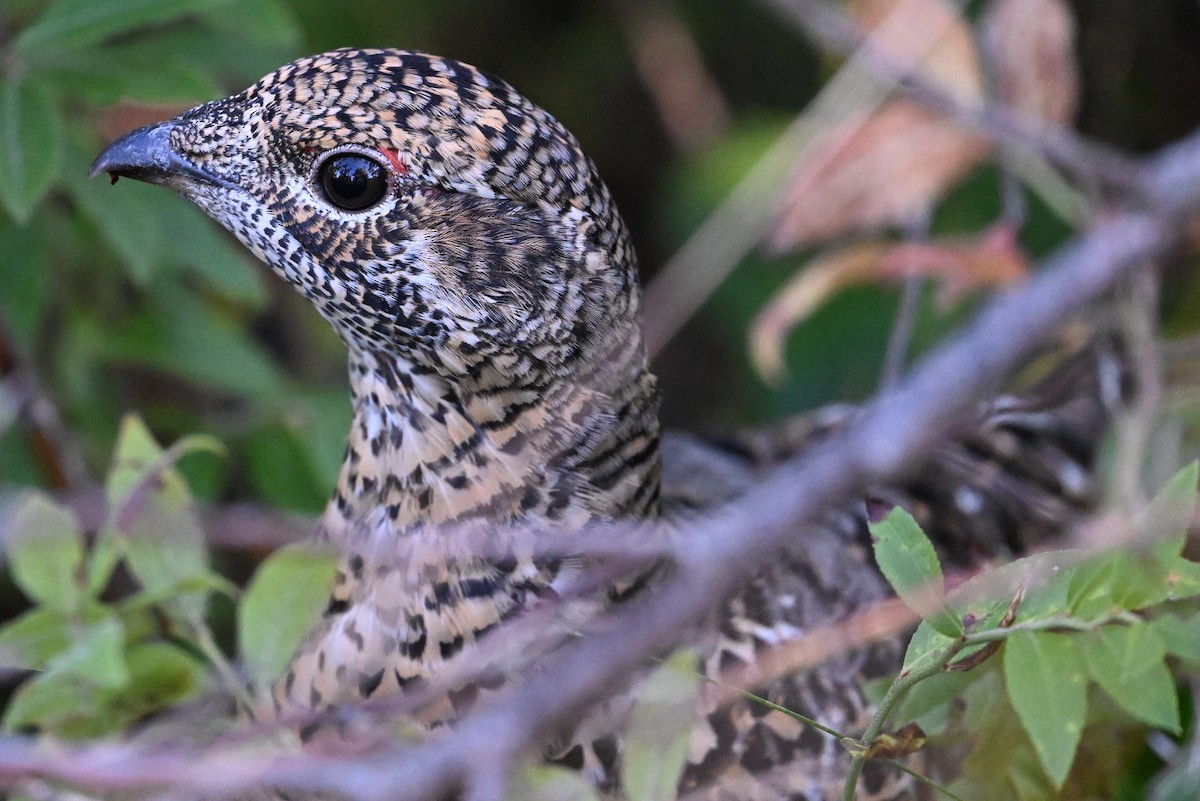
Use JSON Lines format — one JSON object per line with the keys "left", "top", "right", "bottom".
{"left": 318, "top": 153, "right": 388, "bottom": 211}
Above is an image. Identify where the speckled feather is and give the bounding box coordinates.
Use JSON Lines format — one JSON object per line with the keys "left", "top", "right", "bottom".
{"left": 157, "top": 49, "right": 660, "bottom": 721}
{"left": 96, "top": 48, "right": 1122, "bottom": 800}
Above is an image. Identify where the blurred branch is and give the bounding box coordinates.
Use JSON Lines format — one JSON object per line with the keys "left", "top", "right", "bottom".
{"left": 5, "top": 108, "right": 1200, "bottom": 800}
{"left": 758, "top": 0, "right": 1143, "bottom": 193}
{"left": 643, "top": 0, "right": 1134, "bottom": 356}
{"left": 880, "top": 212, "right": 931, "bottom": 390}
{"left": 643, "top": 0, "right": 971, "bottom": 355}
{"left": 1111, "top": 266, "right": 1165, "bottom": 509}
{"left": 0, "top": 315, "right": 93, "bottom": 491}
{"left": 614, "top": 0, "right": 730, "bottom": 153}
{"left": 57, "top": 488, "right": 310, "bottom": 553}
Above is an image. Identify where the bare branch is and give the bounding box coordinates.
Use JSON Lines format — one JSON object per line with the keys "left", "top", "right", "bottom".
{"left": 880, "top": 212, "right": 931, "bottom": 390}
{"left": 297, "top": 135, "right": 1197, "bottom": 799}
{"left": 758, "top": 0, "right": 1143, "bottom": 193}
{"left": 0, "top": 314, "right": 94, "bottom": 492}
{"left": 0, "top": 115, "right": 1195, "bottom": 799}
{"left": 642, "top": 0, "right": 974, "bottom": 355}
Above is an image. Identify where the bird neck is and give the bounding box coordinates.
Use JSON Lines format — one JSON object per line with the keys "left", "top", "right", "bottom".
{"left": 318, "top": 339, "right": 661, "bottom": 545}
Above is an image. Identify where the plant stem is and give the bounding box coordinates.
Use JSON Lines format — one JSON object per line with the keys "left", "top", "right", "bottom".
{"left": 842, "top": 640, "right": 962, "bottom": 801}
{"left": 190, "top": 617, "right": 255, "bottom": 711}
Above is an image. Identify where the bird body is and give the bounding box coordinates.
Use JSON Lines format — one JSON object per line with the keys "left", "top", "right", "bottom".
{"left": 91, "top": 49, "right": 1119, "bottom": 799}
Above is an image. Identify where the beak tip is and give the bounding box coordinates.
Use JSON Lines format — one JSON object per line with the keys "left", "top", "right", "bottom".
{"left": 89, "top": 122, "right": 187, "bottom": 186}
{"left": 90, "top": 119, "right": 231, "bottom": 191}
{"left": 86, "top": 160, "right": 110, "bottom": 181}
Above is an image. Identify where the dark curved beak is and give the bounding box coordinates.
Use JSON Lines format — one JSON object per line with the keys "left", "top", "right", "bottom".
{"left": 89, "top": 122, "right": 234, "bottom": 190}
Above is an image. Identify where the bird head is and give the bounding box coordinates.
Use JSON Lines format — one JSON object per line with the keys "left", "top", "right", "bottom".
{"left": 91, "top": 48, "right": 643, "bottom": 389}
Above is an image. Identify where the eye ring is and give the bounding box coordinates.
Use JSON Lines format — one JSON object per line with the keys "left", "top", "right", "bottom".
{"left": 314, "top": 150, "right": 390, "bottom": 212}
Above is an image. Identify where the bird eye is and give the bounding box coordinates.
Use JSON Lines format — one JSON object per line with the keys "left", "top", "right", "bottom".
{"left": 317, "top": 153, "right": 388, "bottom": 211}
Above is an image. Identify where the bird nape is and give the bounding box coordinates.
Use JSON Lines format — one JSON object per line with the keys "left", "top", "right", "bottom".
{"left": 92, "top": 48, "right": 1121, "bottom": 800}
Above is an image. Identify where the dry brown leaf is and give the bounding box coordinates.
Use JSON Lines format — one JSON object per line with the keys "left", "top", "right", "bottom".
{"left": 983, "top": 0, "right": 1080, "bottom": 127}
{"left": 878, "top": 222, "right": 1029, "bottom": 305}
{"left": 851, "top": 0, "right": 984, "bottom": 100}
{"left": 863, "top": 722, "right": 929, "bottom": 760}
{"left": 771, "top": 100, "right": 990, "bottom": 252}
{"left": 751, "top": 226, "right": 1028, "bottom": 382}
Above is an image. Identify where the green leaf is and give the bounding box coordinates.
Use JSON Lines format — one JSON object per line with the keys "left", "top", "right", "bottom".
{"left": 1163, "top": 554, "right": 1200, "bottom": 601}
{"left": 0, "top": 608, "right": 72, "bottom": 670}
{"left": 509, "top": 765, "right": 603, "bottom": 801}
{"left": 97, "top": 416, "right": 219, "bottom": 618}
{"left": 238, "top": 544, "right": 338, "bottom": 688}
{"left": 901, "top": 620, "right": 958, "bottom": 675}
{"left": 104, "top": 414, "right": 183, "bottom": 508}
{"left": 122, "top": 493, "right": 214, "bottom": 621}
{"left": 949, "top": 668, "right": 1051, "bottom": 796}
{"left": 3, "top": 668, "right": 99, "bottom": 734}
{"left": 16, "top": 0, "right": 232, "bottom": 55}
{"left": 69, "top": 157, "right": 172, "bottom": 283}
{"left": 1003, "top": 631, "right": 1087, "bottom": 789}
{"left": 4, "top": 493, "right": 85, "bottom": 613}
{"left": 243, "top": 422, "right": 328, "bottom": 514}
{"left": 0, "top": 220, "right": 50, "bottom": 346}
{"left": 168, "top": 200, "right": 266, "bottom": 306}
{"left": 0, "top": 76, "right": 64, "bottom": 222}
{"left": 198, "top": 0, "right": 301, "bottom": 51}
{"left": 1082, "top": 625, "right": 1180, "bottom": 732}
{"left": 621, "top": 651, "right": 701, "bottom": 801}
{"left": 101, "top": 280, "right": 286, "bottom": 399}
{"left": 888, "top": 666, "right": 984, "bottom": 735}
{"left": 1140, "top": 461, "right": 1199, "bottom": 559}
{"left": 0, "top": 623, "right": 194, "bottom": 738}
{"left": 37, "top": 43, "right": 221, "bottom": 105}
{"left": 869, "top": 507, "right": 960, "bottom": 637}
{"left": 1067, "top": 556, "right": 1122, "bottom": 621}
{"left": 108, "top": 642, "right": 205, "bottom": 720}
{"left": 103, "top": 414, "right": 222, "bottom": 513}
{"left": 1153, "top": 611, "right": 1200, "bottom": 663}
{"left": 44, "top": 616, "right": 129, "bottom": 690}
{"left": 119, "top": 571, "right": 239, "bottom": 614}
{"left": 292, "top": 389, "right": 354, "bottom": 495}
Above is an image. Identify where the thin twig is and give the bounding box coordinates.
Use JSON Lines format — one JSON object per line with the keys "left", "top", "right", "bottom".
{"left": 1111, "top": 267, "right": 1165, "bottom": 510}
{"left": 759, "top": 0, "right": 1144, "bottom": 194}
{"left": 612, "top": 0, "right": 730, "bottom": 153}
{"left": 0, "top": 314, "right": 93, "bottom": 491}
{"left": 0, "top": 123, "right": 1194, "bottom": 798}
{"left": 642, "top": 0, "right": 972, "bottom": 355}
{"left": 881, "top": 212, "right": 931, "bottom": 390}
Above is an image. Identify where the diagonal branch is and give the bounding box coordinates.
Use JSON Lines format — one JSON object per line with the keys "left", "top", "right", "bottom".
{"left": 314, "top": 135, "right": 1198, "bottom": 800}
{"left": 0, "top": 117, "right": 1196, "bottom": 801}
{"left": 758, "top": 0, "right": 1143, "bottom": 193}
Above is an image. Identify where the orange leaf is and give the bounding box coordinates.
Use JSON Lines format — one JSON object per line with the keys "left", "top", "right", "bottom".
{"left": 878, "top": 223, "right": 1029, "bottom": 305}
{"left": 771, "top": 100, "right": 990, "bottom": 252}
{"left": 751, "top": 227, "right": 1028, "bottom": 382}
{"left": 983, "top": 0, "right": 1081, "bottom": 126}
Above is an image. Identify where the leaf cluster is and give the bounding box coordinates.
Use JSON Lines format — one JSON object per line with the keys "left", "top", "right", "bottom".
{"left": 861, "top": 463, "right": 1200, "bottom": 800}
{"left": 0, "top": 414, "right": 335, "bottom": 737}
{"left": 0, "top": 0, "right": 347, "bottom": 513}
